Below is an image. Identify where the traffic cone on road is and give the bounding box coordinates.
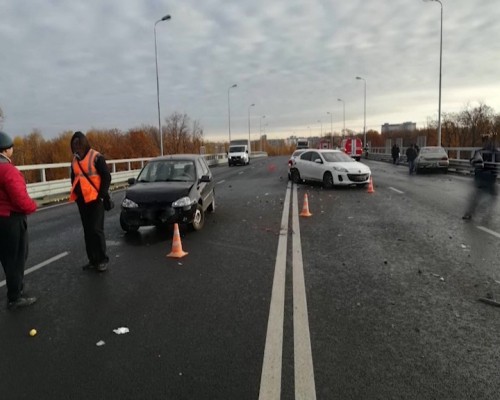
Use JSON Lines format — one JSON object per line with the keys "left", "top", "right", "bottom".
{"left": 167, "top": 223, "right": 188, "bottom": 258}
{"left": 299, "top": 193, "right": 313, "bottom": 217}
{"left": 367, "top": 176, "right": 375, "bottom": 194}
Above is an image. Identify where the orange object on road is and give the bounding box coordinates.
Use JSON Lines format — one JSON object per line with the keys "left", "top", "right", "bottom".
{"left": 167, "top": 223, "right": 188, "bottom": 258}
{"left": 300, "top": 193, "right": 312, "bottom": 217}
{"left": 367, "top": 176, "right": 375, "bottom": 193}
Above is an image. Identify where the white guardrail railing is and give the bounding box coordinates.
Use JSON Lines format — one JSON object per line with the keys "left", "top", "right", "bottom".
{"left": 22, "top": 152, "right": 267, "bottom": 205}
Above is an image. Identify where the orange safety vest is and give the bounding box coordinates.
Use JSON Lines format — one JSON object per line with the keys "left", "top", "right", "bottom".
{"left": 69, "top": 149, "right": 102, "bottom": 203}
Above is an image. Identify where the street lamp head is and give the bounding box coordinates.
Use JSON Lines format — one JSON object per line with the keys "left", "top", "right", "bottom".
{"left": 250, "top": 103, "right": 255, "bottom": 107}
{"left": 161, "top": 15, "right": 171, "bottom": 21}
{"left": 356, "top": 76, "right": 364, "bottom": 81}
{"left": 231, "top": 84, "right": 237, "bottom": 88}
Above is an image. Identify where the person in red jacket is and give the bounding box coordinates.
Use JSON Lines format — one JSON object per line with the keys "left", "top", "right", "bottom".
{"left": 0, "top": 131, "right": 38, "bottom": 309}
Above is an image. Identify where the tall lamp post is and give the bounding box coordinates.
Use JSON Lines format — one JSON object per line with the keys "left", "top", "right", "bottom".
{"left": 356, "top": 76, "right": 367, "bottom": 148}
{"left": 259, "top": 115, "right": 266, "bottom": 151}
{"left": 327, "top": 111, "right": 333, "bottom": 148}
{"left": 317, "top": 120, "right": 323, "bottom": 136}
{"left": 227, "top": 83, "right": 237, "bottom": 143}
{"left": 337, "top": 98, "right": 345, "bottom": 137}
{"left": 423, "top": 0, "right": 443, "bottom": 146}
{"left": 154, "top": 14, "right": 171, "bottom": 156}
{"left": 248, "top": 103, "right": 255, "bottom": 150}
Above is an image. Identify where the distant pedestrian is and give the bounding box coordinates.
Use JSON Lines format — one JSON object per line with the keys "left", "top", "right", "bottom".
{"left": 0, "top": 131, "right": 38, "bottom": 309}
{"left": 406, "top": 144, "right": 418, "bottom": 175}
{"left": 391, "top": 143, "right": 400, "bottom": 165}
{"left": 462, "top": 134, "right": 499, "bottom": 220}
{"left": 70, "top": 131, "right": 112, "bottom": 272}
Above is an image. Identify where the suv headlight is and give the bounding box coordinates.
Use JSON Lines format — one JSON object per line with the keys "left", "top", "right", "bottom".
{"left": 333, "top": 166, "right": 348, "bottom": 173}
{"left": 172, "top": 196, "right": 195, "bottom": 208}
{"left": 122, "top": 198, "right": 138, "bottom": 208}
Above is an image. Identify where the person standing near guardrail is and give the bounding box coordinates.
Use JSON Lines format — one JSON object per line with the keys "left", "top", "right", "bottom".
{"left": 70, "top": 131, "right": 111, "bottom": 272}
{"left": 406, "top": 144, "right": 418, "bottom": 175}
{"left": 391, "top": 143, "right": 400, "bottom": 165}
{"left": 462, "top": 134, "right": 499, "bottom": 220}
{"left": 0, "top": 131, "right": 38, "bottom": 309}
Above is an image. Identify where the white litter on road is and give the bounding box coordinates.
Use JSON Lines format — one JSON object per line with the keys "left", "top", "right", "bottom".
{"left": 113, "top": 327, "right": 130, "bottom": 335}
{"left": 96, "top": 340, "right": 105, "bottom": 346}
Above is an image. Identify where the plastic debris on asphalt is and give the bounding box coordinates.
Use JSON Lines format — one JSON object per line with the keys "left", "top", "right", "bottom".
{"left": 96, "top": 340, "right": 106, "bottom": 346}
{"left": 113, "top": 327, "right": 130, "bottom": 335}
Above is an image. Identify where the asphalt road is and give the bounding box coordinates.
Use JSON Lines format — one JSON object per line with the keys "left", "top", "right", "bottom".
{"left": 1, "top": 156, "right": 500, "bottom": 399}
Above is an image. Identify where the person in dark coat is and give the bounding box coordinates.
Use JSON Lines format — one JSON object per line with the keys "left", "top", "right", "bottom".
{"left": 462, "top": 134, "right": 500, "bottom": 220}
{"left": 406, "top": 144, "right": 418, "bottom": 175}
{"left": 70, "top": 131, "right": 112, "bottom": 272}
{"left": 0, "top": 131, "right": 38, "bottom": 309}
{"left": 391, "top": 143, "right": 400, "bottom": 165}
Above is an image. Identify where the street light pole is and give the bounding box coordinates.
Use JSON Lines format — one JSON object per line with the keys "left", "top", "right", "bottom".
{"left": 356, "top": 76, "right": 367, "bottom": 148}
{"left": 327, "top": 111, "right": 333, "bottom": 148}
{"left": 248, "top": 103, "right": 255, "bottom": 151}
{"left": 259, "top": 115, "right": 266, "bottom": 151}
{"left": 154, "top": 14, "right": 171, "bottom": 156}
{"left": 317, "top": 120, "right": 323, "bottom": 136}
{"left": 227, "top": 83, "right": 237, "bottom": 144}
{"left": 337, "top": 98, "right": 345, "bottom": 137}
{"left": 423, "top": 0, "right": 443, "bottom": 146}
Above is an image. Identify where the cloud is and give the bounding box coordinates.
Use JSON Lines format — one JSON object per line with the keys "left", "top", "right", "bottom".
{"left": 0, "top": 0, "right": 499, "bottom": 141}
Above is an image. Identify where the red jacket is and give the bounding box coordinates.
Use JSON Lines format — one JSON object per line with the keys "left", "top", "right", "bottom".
{"left": 0, "top": 157, "right": 37, "bottom": 217}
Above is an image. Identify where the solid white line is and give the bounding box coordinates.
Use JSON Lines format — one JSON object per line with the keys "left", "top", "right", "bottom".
{"left": 258, "top": 182, "right": 291, "bottom": 400}
{"left": 217, "top": 180, "right": 225, "bottom": 185}
{"left": 477, "top": 226, "right": 500, "bottom": 239}
{"left": 389, "top": 186, "right": 404, "bottom": 194}
{"left": 292, "top": 186, "right": 317, "bottom": 399}
{"left": 0, "top": 252, "right": 69, "bottom": 288}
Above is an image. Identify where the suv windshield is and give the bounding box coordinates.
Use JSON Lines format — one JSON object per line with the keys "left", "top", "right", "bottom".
{"left": 137, "top": 160, "right": 196, "bottom": 182}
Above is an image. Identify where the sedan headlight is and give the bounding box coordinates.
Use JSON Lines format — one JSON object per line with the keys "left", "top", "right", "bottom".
{"left": 122, "top": 198, "right": 138, "bottom": 208}
{"left": 332, "top": 166, "right": 349, "bottom": 173}
{"left": 172, "top": 196, "right": 195, "bottom": 208}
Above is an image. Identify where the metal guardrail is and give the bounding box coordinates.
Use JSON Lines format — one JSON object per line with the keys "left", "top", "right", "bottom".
{"left": 23, "top": 152, "right": 267, "bottom": 204}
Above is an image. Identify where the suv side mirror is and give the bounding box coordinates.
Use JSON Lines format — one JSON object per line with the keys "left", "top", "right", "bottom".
{"left": 127, "top": 178, "right": 136, "bottom": 185}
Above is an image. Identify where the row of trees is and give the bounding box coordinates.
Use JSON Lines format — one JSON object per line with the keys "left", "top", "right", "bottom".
{"left": 1, "top": 102, "right": 499, "bottom": 171}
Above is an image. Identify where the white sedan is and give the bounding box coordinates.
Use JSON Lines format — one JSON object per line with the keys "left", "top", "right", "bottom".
{"left": 290, "top": 149, "right": 371, "bottom": 189}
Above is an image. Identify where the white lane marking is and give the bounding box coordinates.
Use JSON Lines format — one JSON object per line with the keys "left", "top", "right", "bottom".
{"left": 217, "top": 180, "right": 225, "bottom": 185}
{"left": 389, "top": 186, "right": 404, "bottom": 194}
{"left": 477, "top": 226, "right": 500, "bottom": 239}
{"left": 292, "top": 186, "right": 317, "bottom": 399}
{"left": 0, "top": 252, "right": 69, "bottom": 288}
{"left": 238, "top": 171, "right": 244, "bottom": 175}
{"left": 258, "top": 181, "right": 291, "bottom": 400}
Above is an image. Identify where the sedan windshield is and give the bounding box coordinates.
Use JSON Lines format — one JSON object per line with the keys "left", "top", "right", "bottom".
{"left": 137, "top": 160, "right": 196, "bottom": 182}
{"left": 322, "top": 152, "right": 355, "bottom": 163}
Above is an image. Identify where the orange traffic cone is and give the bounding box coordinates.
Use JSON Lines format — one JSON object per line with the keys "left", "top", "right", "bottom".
{"left": 299, "top": 193, "right": 312, "bottom": 217}
{"left": 167, "top": 223, "right": 188, "bottom": 258}
{"left": 367, "top": 176, "right": 375, "bottom": 193}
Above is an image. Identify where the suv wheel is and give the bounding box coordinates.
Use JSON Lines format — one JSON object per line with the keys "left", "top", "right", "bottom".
{"left": 120, "top": 213, "right": 139, "bottom": 233}
{"left": 191, "top": 203, "right": 205, "bottom": 231}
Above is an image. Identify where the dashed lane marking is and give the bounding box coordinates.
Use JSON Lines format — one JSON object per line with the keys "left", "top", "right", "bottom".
{"left": 477, "top": 226, "right": 500, "bottom": 239}
{"left": 389, "top": 186, "right": 404, "bottom": 194}
{"left": 217, "top": 180, "right": 225, "bottom": 184}
{"left": 0, "top": 252, "right": 69, "bottom": 288}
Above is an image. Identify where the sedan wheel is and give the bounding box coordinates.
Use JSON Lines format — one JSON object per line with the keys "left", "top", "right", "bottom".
{"left": 191, "top": 203, "right": 205, "bottom": 231}
{"left": 322, "top": 172, "right": 334, "bottom": 189}
{"left": 291, "top": 169, "right": 301, "bottom": 184}
{"left": 120, "top": 213, "right": 139, "bottom": 233}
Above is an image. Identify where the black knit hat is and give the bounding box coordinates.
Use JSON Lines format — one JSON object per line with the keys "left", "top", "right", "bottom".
{"left": 0, "top": 131, "right": 13, "bottom": 151}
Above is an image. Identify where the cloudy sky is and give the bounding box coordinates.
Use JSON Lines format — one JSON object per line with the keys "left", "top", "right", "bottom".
{"left": 1, "top": 0, "right": 499, "bottom": 142}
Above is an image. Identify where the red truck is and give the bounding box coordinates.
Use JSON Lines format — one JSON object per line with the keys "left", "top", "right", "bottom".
{"left": 340, "top": 138, "right": 363, "bottom": 161}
